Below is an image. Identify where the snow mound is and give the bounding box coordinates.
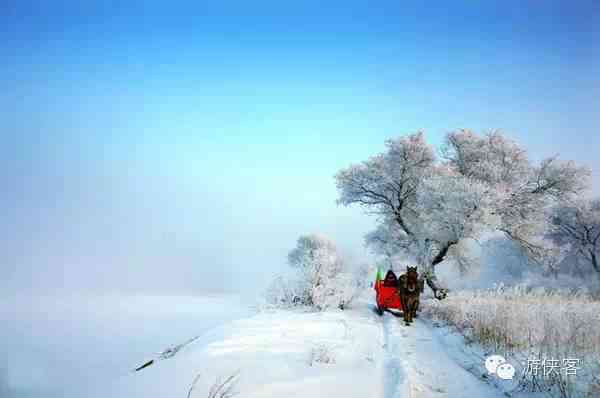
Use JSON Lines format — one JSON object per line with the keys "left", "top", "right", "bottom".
{"left": 113, "top": 305, "right": 384, "bottom": 397}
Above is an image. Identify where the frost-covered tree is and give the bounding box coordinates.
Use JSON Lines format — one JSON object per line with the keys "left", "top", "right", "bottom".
{"left": 441, "top": 129, "right": 530, "bottom": 187}
{"left": 443, "top": 130, "right": 589, "bottom": 265}
{"left": 363, "top": 212, "right": 414, "bottom": 261}
{"left": 287, "top": 234, "right": 343, "bottom": 293}
{"left": 335, "top": 133, "right": 453, "bottom": 295}
{"left": 335, "top": 130, "right": 590, "bottom": 292}
{"left": 335, "top": 132, "right": 434, "bottom": 258}
{"left": 269, "top": 234, "right": 358, "bottom": 310}
{"left": 550, "top": 199, "right": 600, "bottom": 278}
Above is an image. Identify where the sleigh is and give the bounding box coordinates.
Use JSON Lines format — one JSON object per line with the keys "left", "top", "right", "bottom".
{"left": 374, "top": 270, "right": 404, "bottom": 315}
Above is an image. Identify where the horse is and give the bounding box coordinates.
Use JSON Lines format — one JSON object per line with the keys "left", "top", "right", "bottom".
{"left": 397, "top": 266, "right": 422, "bottom": 326}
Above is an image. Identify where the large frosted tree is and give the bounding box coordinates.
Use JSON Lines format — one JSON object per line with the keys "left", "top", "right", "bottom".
{"left": 335, "top": 130, "right": 589, "bottom": 294}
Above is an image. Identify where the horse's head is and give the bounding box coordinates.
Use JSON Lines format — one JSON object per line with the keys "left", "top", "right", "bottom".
{"left": 405, "top": 266, "right": 419, "bottom": 293}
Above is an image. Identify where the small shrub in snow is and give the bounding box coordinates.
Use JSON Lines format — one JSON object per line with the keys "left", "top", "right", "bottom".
{"left": 266, "top": 234, "right": 362, "bottom": 310}
{"left": 308, "top": 343, "right": 336, "bottom": 366}
{"left": 264, "top": 275, "right": 309, "bottom": 309}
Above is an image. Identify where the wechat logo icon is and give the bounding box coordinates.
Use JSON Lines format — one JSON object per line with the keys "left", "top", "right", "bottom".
{"left": 485, "top": 355, "right": 515, "bottom": 380}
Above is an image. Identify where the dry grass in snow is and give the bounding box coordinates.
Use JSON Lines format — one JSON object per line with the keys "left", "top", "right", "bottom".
{"left": 422, "top": 286, "right": 600, "bottom": 397}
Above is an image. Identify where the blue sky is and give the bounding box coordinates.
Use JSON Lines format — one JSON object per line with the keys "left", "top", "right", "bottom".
{"left": 1, "top": 1, "right": 599, "bottom": 295}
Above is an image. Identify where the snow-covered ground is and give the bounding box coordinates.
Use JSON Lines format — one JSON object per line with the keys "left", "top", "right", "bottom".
{"left": 104, "top": 292, "right": 507, "bottom": 398}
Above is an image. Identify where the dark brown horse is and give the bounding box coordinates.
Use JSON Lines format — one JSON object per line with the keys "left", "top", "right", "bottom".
{"left": 398, "top": 266, "right": 421, "bottom": 326}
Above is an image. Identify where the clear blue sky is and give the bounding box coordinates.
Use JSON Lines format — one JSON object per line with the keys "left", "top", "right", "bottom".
{"left": 1, "top": 1, "right": 599, "bottom": 295}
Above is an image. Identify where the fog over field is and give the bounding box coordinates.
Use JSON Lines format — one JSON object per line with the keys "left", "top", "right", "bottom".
{"left": 0, "top": 294, "right": 253, "bottom": 397}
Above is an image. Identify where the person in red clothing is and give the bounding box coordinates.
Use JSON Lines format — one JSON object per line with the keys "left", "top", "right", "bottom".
{"left": 382, "top": 269, "right": 398, "bottom": 287}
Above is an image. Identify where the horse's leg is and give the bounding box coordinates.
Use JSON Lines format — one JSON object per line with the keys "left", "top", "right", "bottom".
{"left": 412, "top": 299, "right": 419, "bottom": 318}
{"left": 401, "top": 295, "right": 410, "bottom": 325}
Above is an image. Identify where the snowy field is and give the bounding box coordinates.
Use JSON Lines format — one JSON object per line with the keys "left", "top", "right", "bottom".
{"left": 0, "top": 294, "right": 253, "bottom": 398}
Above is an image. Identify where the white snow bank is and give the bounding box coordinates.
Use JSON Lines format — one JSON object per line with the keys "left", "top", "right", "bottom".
{"left": 115, "top": 300, "right": 385, "bottom": 398}
{"left": 108, "top": 292, "right": 509, "bottom": 398}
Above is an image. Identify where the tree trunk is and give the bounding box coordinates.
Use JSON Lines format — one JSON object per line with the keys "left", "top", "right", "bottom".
{"left": 590, "top": 250, "right": 600, "bottom": 277}
{"left": 431, "top": 240, "right": 458, "bottom": 266}
{"left": 423, "top": 272, "right": 446, "bottom": 300}
{"left": 421, "top": 240, "right": 456, "bottom": 299}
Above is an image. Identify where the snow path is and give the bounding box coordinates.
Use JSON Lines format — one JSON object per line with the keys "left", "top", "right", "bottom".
{"left": 379, "top": 310, "right": 505, "bottom": 398}
{"left": 382, "top": 312, "right": 407, "bottom": 398}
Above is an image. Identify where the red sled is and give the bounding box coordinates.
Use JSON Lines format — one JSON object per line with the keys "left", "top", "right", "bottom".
{"left": 374, "top": 270, "right": 403, "bottom": 315}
